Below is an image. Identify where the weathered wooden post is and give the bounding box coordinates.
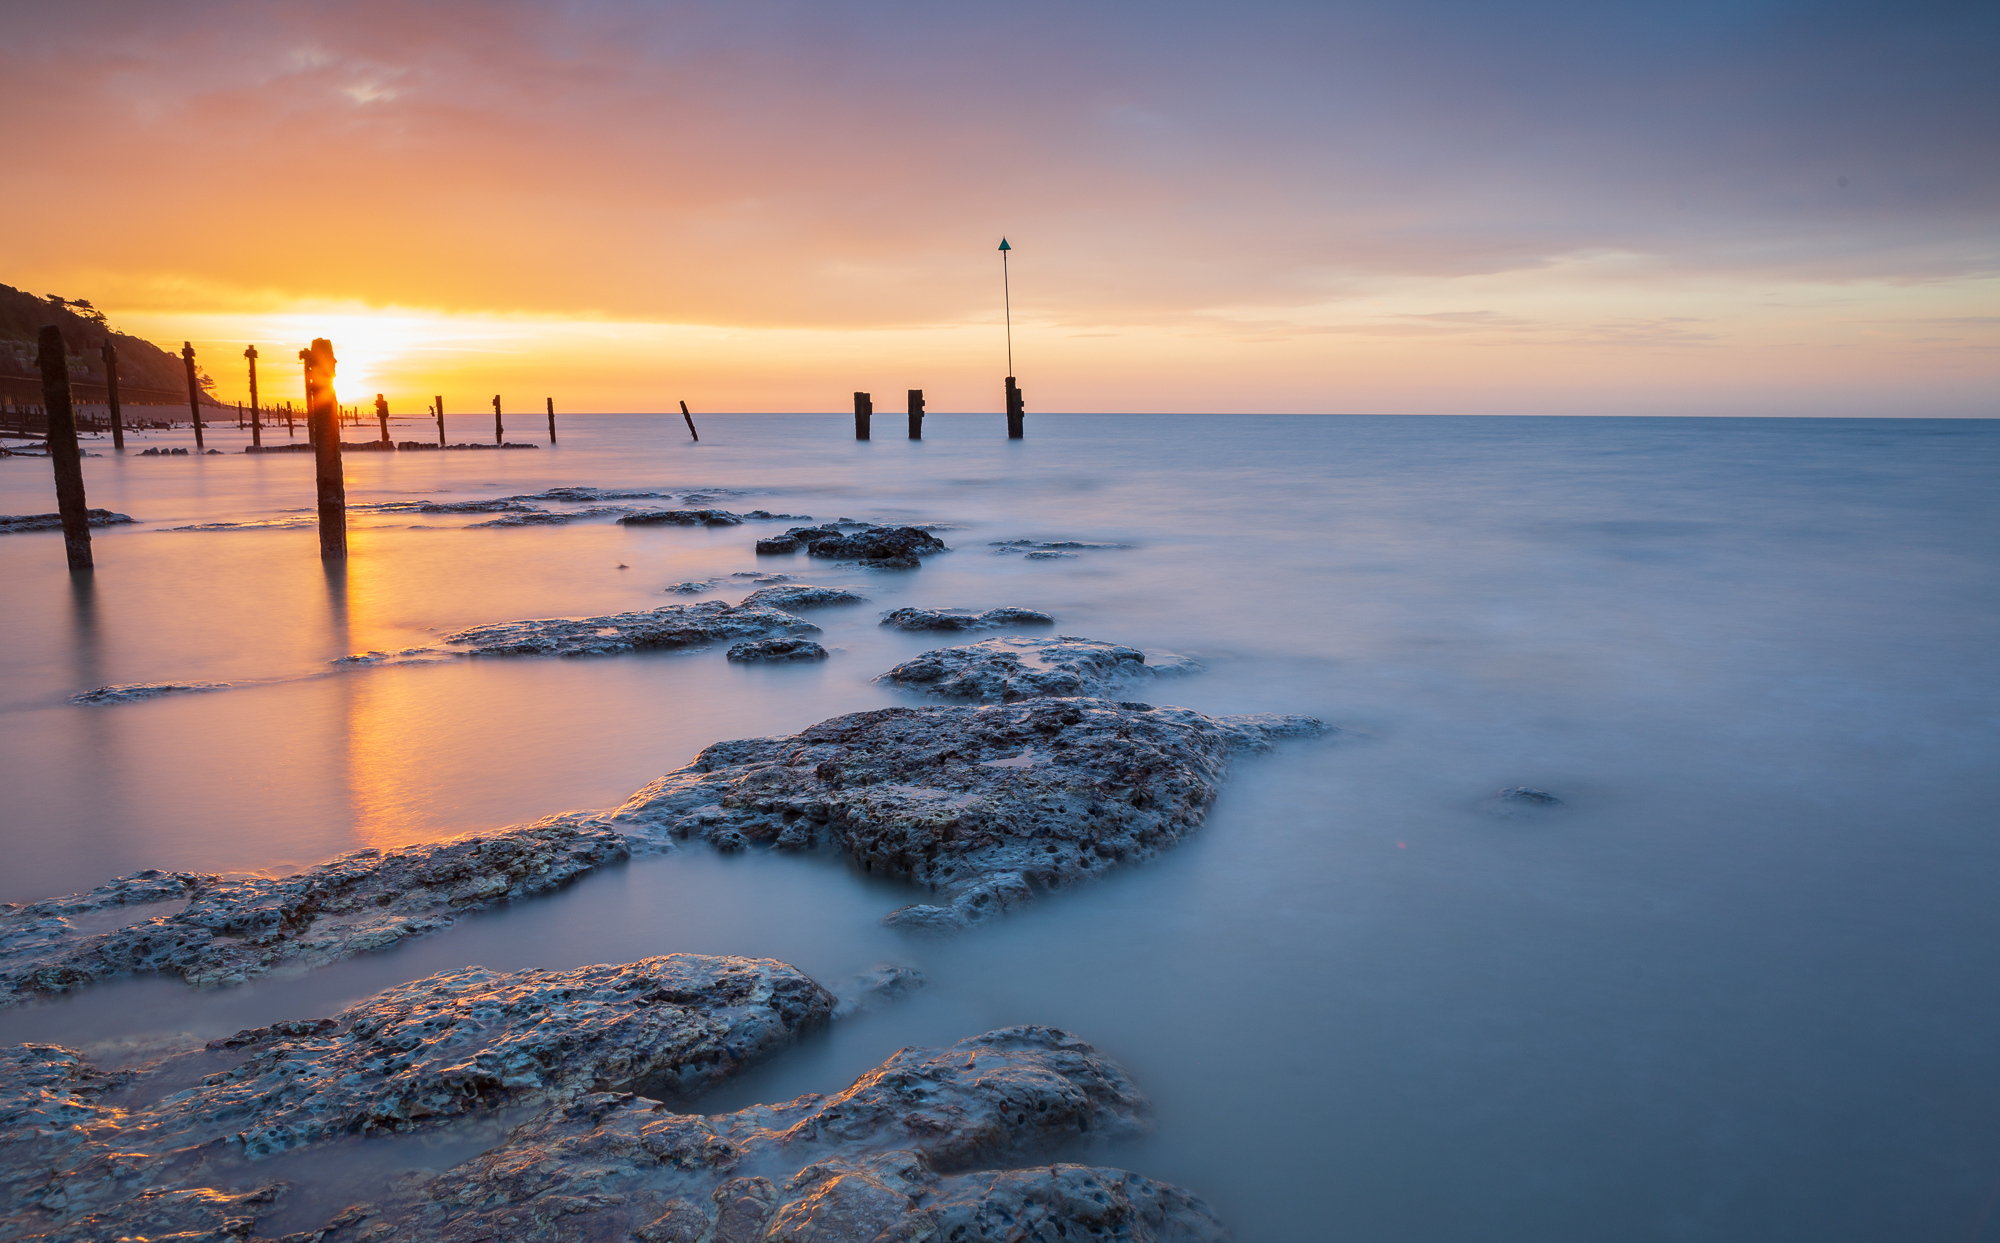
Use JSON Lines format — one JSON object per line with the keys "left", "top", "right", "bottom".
{"left": 434, "top": 394, "right": 445, "bottom": 445}
{"left": 853, "top": 391, "right": 872, "bottom": 440}
{"left": 375, "top": 393, "right": 390, "bottom": 444}
{"left": 908, "top": 389, "right": 925, "bottom": 439}
{"left": 181, "top": 342, "right": 205, "bottom": 450}
{"left": 679, "top": 400, "right": 699, "bottom": 442}
{"left": 300, "top": 350, "right": 315, "bottom": 447}
{"left": 1005, "top": 377, "right": 1025, "bottom": 439}
{"left": 38, "top": 327, "right": 93, "bottom": 571}
{"left": 305, "top": 339, "right": 346, "bottom": 560}
{"left": 286, "top": 401, "right": 296, "bottom": 437}
{"left": 244, "top": 344, "right": 262, "bottom": 448}
{"left": 546, "top": 397, "right": 556, "bottom": 444}
{"left": 99, "top": 340, "right": 124, "bottom": 450}
{"left": 492, "top": 394, "right": 503, "bottom": 444}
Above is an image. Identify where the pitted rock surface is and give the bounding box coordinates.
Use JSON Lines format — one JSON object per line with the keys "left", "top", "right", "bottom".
{"left": 609, "top": 699, "right": 1323, "bottom": 930}
{"left": 726, "top": 638, "right": 829, "bottom": 663}
{"left": 990, "top": 538, "right": 1133, "bottom": 555}
{"left": 0, "top": 821, "right": 626, "bottom": 1006}
{"left": 621, "top": 509, "right": 751, "bottom": 527}
{"left": 755, "top": 524, "right": 949, "bottom": 568}
{"left": 738, "top": 585, "right": 869, "bottom": 611}
{"left": 878, "top": 606, "right": 1054, "bottom": 632}
{"left": 879, "top": 635, "right": 1201, "bottom": 703}
{"left": 69, "top": 681, "right": 232, "bottom": 706}
{"left": 0, "top": 510, "right": 136, "bottom": 535}
{"left": 133, "top": 956, "right": 835, "bottom": 1160}
{"left": 443, "top": 600, "right": 819, "bottom": 658}
{"left": 468, "top": 505, "right": 633, "bottom": 527}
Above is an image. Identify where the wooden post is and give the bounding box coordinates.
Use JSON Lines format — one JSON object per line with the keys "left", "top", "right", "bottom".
{"left": 181, "top": 342, "right": 205, "bottom": 450}
{"left": 38, "top": 327, "right": 92, "bottom": 571}
{"left": 305, "top": 339, "right": 346, "bottom": 560}
{"left": 853, "top": 391, "right": 872, "bottom": 440}
{"left": 679, "top": 400, "right": 699, "bottom": 442}
{"left": 908, "top": 389, "right": 925, "bottom": 439}
{"left": 434, "top": 394, "right": 445, "bottom": 446}
{"left": 100, "top": 341, "right": 124, "bottom": 450}
{"left": 375, "top": 393, "right": 390, "bottom": 444}
{"left": 1005, "top": 377, "right": 1025, "bottom": 439}
{"left": 244, "top": 344, "right": 261, "bottom": 448}
{"left": 492, "top": 394, "right": 503, "bottom": 444}
{"left": 546, "top": 397, "right": 556, "bottom": 444}
{"left": 286, "top": 400, "right": 296, "bottom": 437}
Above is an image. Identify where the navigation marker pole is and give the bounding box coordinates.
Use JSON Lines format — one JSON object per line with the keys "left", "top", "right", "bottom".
{"left": 999, "top": 238, "right": 1024, "bottom": 439}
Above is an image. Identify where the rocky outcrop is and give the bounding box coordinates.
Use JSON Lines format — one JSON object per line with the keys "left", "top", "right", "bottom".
{"left": 726, "top": 638, "right": 829, "bottom": 663}
{"left": 621, "top": 509, "right": 810, "bottom": 528}
{"left": 879, "top": 636, "right": 1201, "bottom": 703}
{"left": 739, "top": 585, "right": 869, "bottom": 611}
{"left": 755, "top": 524, "right": 949, "bottom": 569}
{"left": 610, "top": 698, "right": 1323, "bottom": 931}
{"left": 468, "top": 505, "right": 633, "bottom": 527}
{"left": 878, "top": 606, "right": 1054, "bottom": 632}
{"left": 0, "top": 820, "right": 625, "bottom": 1006}
{"left": 0, "top": 510, "right": 135, "bottom": 534}
{"left": 1480, "top": 786, "right": 1566, "bottom": 817}
{"left": 990, "top": 539, "right": 1132, "bottom": 556}
{"left": 1, "top": 1026, "right": 1229, "bottom": 1243}
{"left": 443, "top": 600, "right": 820, "bottom": 658}
{"left": 68, "top": 682, "right": 230, "bottom": 706}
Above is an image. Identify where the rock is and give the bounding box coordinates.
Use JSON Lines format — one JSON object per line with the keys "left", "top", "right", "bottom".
{"left": 418, "top": 499, "right": 543, "bottom": 514}
{"left": 738, "top": 585, "right": 869, "bottom": 611}
{"left": 725, "top": 638, "right": 829, "bottom": 663}
{"left": 0, "top": 821, "right": 627, "bottom": 1006}
{"left": 620, "top": 509, "right": 749, "bottom": 527}
{"left": 69, "top": 682, "right": 231, "bottom": 706}
{"left": 468, "top": 506, "right": 632, "bottom": 527}
{"left": 878, "top": 636, "right": 1201, "bottom": 702}
{"left": 878, "top": 606, "right": 1054, "bottom": 632}
{"left": 833, "top": 964, "right": 927, "bottom": 1017}
{"left": 443, "top": 600, "right": 819, "bottom": 658}
{"left": 1026, "top": 549, "right": 1077, "bottom": 559}
{"left": 1481, "top": 786, "right": 1567, "bottom": 817}
{"left": 989, "top": 539, "right": 1133, "bottom": 555}
{"left": 0, "top": 510, "right": 135, "bottom": 535}
{"left": 664, "top": 579, "right": 721, "bottom": 595}
{"left": 508, "top": 487, "right": 672, "bottom": 502}
{"left": 609, "top": 699, "right": 1323, "bottom": 930}
{"left": 755, "top": 524, "right": 949, "bottom": 568}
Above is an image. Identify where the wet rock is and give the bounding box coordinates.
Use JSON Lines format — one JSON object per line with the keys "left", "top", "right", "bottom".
{"left": 664, "top": 579, "right": 721, "bottom": 595}
{"left": 0, "top": 822, "right": 627, "bottom": 1006}
{"left": 725, "top": 638, "right": 829, "bottom": 663}
{"left": 468, "top": 505, "right": 632, "bottom": 527}
{"left": 610, "top": 698, "right": 1323, "bottom": 930}
{"left": 755, "top": 524, "right": 949, "bottom": 568}
{"left": 738, "top": 585, "right": 869, "bottom": 611}
{"left": 443, "top": 600, "right": 819, "bottom": 658}
{"left": 619, "top": 509, "right": 760, "bottom": 527}
{"left": 1481, "top": 786, "right": 1567, "bottom": 817}
{"left": 368, "top": 1026, "right": 1223, "bottom": 1243}
{"left": 418, "top": 499, "right": 543, "bottom": 514}
{"left": 834, "top": 964, "right": 927, "bottom": 1017}
{"left": 879, "top": 636, "right": 1201, "bottom": 702}
{"left": 1026, "top": 549, "right": 1077, "bottom": 559}
{"left": 69, "top": 681, "right": 231, "bottom": 706}
{"left": 508, "top": 487, "right": 672, "bottom": 502}
{"left": 878, "top": 606, "right": 1054, "bottom": 632}
{"left": 990, "top": 539, "right": 1133, "bottom": 555}
{"left": 0, "top": 510, "right": 135, "bottom": 535}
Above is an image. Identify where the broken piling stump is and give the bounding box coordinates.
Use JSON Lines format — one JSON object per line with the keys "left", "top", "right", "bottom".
{"left": 492, "top": 394, "right": 503, "bottom": 444}
{"left": 1005, "top": 376, "right": 1025, "bottom": 439}
{"left": 306, "top": 339, "right": 346, "bottom": 560}
{"left": 100, "top": 341, "right": 124, "bottom": 451}
{"left": 546, "top": 397, "right": 556, "bottom": 444}
{"left": 181, "top": 342, "right": 205, "bottom": 450}
{"left": 908, "top": 389, "right": 925, "bottom": 439}
{"left": 38, "top": 326, "right": 93, "bottom": 571}
{"left": 854, "top": 391, "right": 872, "bottom": 440}
{"left": 244, "top": 345, "right": 262, "bottom": 448}
{"left": 434, "top": 394, "right": 445, "bottom": 446}
{"left": 375, "top": 393, "right": 390, "bottom": 444}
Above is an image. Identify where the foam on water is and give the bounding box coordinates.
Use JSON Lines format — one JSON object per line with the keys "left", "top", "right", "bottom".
{"left": 1, "top": 413, "right": 1997, "bottom": 1242}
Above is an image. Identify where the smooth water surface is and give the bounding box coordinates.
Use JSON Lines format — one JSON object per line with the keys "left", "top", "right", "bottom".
{"left": 1, "top": 413, "right": 1997, "bottom": 1242}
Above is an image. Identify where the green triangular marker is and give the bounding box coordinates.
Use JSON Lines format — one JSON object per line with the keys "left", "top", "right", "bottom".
{"left": 998, "top": 238, "right": 1011, "bottom": 251}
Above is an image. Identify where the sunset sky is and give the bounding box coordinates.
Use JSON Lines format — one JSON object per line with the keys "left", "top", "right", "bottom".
{"left": 5, "top": 0, "right": 1994, "bottom": 415}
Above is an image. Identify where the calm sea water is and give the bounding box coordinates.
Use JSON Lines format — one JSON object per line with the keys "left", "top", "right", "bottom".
{"left": 1, "top": 413, "right": 1996, "bottom": 1243}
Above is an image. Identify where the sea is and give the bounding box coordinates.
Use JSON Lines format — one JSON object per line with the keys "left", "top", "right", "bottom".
{"left": 0, "top": 411, "right": 1996, "bottom": 1242}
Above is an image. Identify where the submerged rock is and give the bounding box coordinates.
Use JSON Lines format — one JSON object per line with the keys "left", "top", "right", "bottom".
{"left": 0, "top": 821, "right": 626, "bottom": 1006}
{"left": 621, "top": 508, "right": 752, "bottom": 527}
{"left": 726, "top": 637, "right": 829, "bottom": 663}
{"left": 738, "top": 584, "right": 869, "bottom": 611}
{"left": 2, "top": 1025, "right": 1227, "bottom": 1243}
{"left": 879, "top": 605, "right": 1054, "bottom": 631}
{"left": 611, "top": 698, "right": 1323, "bottom": 931}
{"left": 1481, "top": 786, "right": 1567, "bottom": 817}
{"left": 756, "top": 524, "right": 949, "bottom": 568}
{"left": 443, "top": 600, "right": 819, "bottom": 658}
{"left": 468, "top": 505, "right": 632, "bottom": 527}
{"left": 68, "top": 682, "right": 231, "bottom": 706}
{"left": 0, "top": 510, "right": 135, "bottom": 535}
{"left": 880, "top": 635, "right": 1201, "bottom": 702}
{"left": 508, "top": 487, "right": 673, "bottom": 502}
{"left": 990, "top": 538, "right": 1133, "bottom": 555}
{"left": 664, "top": 579, "right": 721, "bottom": 594}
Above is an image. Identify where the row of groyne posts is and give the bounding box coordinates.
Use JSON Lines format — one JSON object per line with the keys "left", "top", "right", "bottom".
{"left": 29, "top": 323, "right": 1031, "bottom": 573}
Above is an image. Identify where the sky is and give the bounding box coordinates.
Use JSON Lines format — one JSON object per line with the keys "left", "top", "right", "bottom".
{"left": 3, "top": 0, "right": 1994, "bottom": 415}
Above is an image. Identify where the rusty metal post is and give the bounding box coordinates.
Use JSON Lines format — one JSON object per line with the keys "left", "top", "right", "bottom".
{"left": 99, "top": 340, "right": 124, "bottom": 450}
{"left": 492, "top": 394, "right": 503, "bottom": 444}
{"left": 38, "top": 327, "right": 92, "bottom": 571}
{"left": 182, "top": 342, "right": 205, "bottom": 450}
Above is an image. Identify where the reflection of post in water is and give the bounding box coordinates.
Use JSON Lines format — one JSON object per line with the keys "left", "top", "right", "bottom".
{"left": 324, "top": 557, "right": 350, "bottom": 653}
{"left": 69, "top": 569, "right": 102, "bottom": 695}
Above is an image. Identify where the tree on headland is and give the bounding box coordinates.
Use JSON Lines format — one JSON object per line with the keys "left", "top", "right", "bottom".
{"left": 0, "top": 283, "right": 220, "bottom": 402}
